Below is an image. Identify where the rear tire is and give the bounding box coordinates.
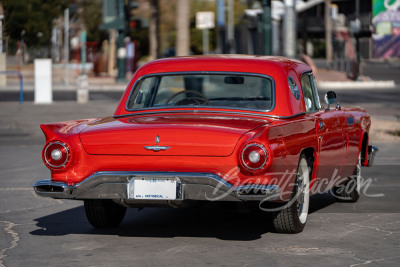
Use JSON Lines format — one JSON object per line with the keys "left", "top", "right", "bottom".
{"left": 272, "top": 154, "right": 311, "bottom": 233}
{"left": 84, "top": 199, "right": 126, "bottom": 228}
{"left": 333, "top": 155, "right": 361, "bottom": 202}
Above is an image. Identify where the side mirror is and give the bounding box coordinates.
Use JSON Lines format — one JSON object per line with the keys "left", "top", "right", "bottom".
{"left": 324, "top": 91, "right": 337, "bottom": 111}
{"left": 324, "top": 91, "right": 337, "bottom": 105}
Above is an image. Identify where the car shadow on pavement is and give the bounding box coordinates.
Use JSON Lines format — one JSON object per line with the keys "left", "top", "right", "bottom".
{"left": 30, "top": 193, "right": 337, "bottom": 241}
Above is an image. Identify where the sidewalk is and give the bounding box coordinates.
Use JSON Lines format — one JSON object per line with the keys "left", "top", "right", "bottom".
{"left": 1, "top": 62, "right": 127, "bottom": 92}
{"left": 315, "top": 68, "right": 396, "bottom": 90}
{"left": 0, "top": 79, "right": 127, "bottom": 92}
{"left": 0, "top": 58, "right": 398, "bottom": 93}
{"left": 312, "top": 58, "right": 397, "bottom": 90}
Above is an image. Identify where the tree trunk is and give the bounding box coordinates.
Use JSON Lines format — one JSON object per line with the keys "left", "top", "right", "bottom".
{"left": 175, "top": 0, "right": 190, "bottom": 56}
{"left": 149, "top": 0, "right": 160, "bottom": 60}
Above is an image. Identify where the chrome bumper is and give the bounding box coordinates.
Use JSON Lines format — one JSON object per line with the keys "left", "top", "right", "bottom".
{"left": 366, "top": 145, "right": 379, "bottom": 167}
{"left": 33, "top": 171, "right": 280, "bottom": 202}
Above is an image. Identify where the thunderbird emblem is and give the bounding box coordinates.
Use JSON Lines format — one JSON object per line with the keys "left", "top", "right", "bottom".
{"left": 144, "top": 135, "right": 170, "bottom": 152}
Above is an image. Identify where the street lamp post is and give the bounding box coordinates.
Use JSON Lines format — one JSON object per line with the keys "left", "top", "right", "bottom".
{"left": 355, "top": 0, "right": 361, "bottom": 81}
{"left": 283, "top": 0, "right": 296, "bottom": 58}
{"left": 325, "top": 0, "right": 333, "bottom": 67}
{"left": 261, "top": 0, "right": 272, "bottom": 55}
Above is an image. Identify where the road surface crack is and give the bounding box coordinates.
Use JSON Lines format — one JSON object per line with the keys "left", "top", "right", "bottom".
{"left": 0, "top": 221, "right": 20, "bottom": 267}
{"left": 348, "top": 223, "right": 396, "bottom": 236}
{"left": 349, "top": 255, "right": 400, "bottom": 267}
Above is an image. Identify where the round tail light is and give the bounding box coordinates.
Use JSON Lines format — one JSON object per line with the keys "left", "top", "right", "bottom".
{"left": 43, "top": 141, "right": 70, "bottom": 169}
{"left": 241, "top": 143, "right": 268, "bottom": 171}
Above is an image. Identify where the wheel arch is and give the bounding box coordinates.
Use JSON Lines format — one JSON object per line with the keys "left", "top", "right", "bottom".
{"left": 360, "top": 132, "right": 369, "bottom": 166}
{"left": 300, "top": 147, "right": 316, "bottom": 183}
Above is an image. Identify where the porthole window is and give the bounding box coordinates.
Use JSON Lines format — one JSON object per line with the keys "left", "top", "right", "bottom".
{"left": 288, "top": 77, "right": 300, "bottom": 100}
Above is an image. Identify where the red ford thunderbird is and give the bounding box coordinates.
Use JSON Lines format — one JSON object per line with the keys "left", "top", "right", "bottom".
{"left": 34, "top": 55, "right": 378, "bottom": 233}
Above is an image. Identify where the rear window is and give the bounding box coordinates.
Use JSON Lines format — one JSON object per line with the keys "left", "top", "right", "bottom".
{"left": 126, "top": 73, "right": 274, "bottom": 111}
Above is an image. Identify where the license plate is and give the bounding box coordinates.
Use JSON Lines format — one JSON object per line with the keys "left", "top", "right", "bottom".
{"left": 129, "top": 178, "right": 177, "bottom": 200}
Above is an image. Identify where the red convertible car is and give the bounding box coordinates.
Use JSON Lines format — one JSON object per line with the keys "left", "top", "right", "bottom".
{"left": 34, "top": 55, "right": 378, "bottom": 233}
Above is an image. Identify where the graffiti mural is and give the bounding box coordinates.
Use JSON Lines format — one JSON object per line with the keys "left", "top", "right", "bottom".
{"left": 372, "top": 0, "right": 400, "bottom": 58}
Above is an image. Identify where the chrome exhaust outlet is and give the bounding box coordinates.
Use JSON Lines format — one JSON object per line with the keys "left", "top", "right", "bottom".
{"left": 366, "top": 145, "right": 379, "bottom": 167}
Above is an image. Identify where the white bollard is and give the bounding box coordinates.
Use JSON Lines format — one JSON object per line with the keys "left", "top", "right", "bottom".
{"left": 76, "top": 75, "right": 89, "bottom": 103}
{"left": 34, "top": 59, "right": 52, "bottom": 104}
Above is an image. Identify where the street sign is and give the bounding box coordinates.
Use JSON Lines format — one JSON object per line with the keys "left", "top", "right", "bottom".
{"left": 196, "top": 12, "right": 215, "bottom": 29}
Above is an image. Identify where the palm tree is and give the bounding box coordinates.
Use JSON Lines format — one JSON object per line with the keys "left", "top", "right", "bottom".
{"left": 175, "top": 0, "right": 189, "bottom": 56}
{"left": 149, "top": 0, "right": 160, "bottom": 59}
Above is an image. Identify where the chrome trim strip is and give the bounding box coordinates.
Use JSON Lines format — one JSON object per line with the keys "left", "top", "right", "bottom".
{"left": 114, "top": 109, "right": 306, "bottom": 120}
{"left": 124, "top": 71, "right": 276, "bottom": 113}
{"left": 87, "top": 171, "right": 234, "bottom": 189}
{"left": 143, "top": 145, "right": 171, "bottom": 151}
{"left": 33, "top": 171, "right": 280, "bottom": 201}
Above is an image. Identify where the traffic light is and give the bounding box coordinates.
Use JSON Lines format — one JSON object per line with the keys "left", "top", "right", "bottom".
{"left": 129, "top": 18, "right": 142, "bottom": 30}
{"left": 125, "top": 1, "right": 141, "bottom": 31}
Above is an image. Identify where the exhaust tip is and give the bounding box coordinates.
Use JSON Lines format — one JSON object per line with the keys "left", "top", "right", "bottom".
{"left": 35, "top": 185, "right": 64, "bottom": 193}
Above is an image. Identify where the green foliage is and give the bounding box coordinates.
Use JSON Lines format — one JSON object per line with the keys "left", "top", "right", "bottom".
{"left": 311, "top": 39, "right": 325, "bottom": 58}
{"left": 3, "top": 0, "right": 67, "bottom": 47}
{"left": 79, "top": 0, "right": 106, "bottom": 42}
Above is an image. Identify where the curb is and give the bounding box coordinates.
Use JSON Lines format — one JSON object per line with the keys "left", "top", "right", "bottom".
{"left": 0, "top": 84, "right": 127, "bottom": 92}
{"left": 317, "top": 80, "right": 396, "bottom": 90}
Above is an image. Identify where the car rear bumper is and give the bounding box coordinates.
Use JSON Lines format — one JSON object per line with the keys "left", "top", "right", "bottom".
{"left": 33, "top": 171, "right": 280, "bottom": 202}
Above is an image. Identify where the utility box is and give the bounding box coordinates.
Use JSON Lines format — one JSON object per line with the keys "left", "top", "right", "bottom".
{"left": 34, "top": 59, "right": 52, "bottom": 104}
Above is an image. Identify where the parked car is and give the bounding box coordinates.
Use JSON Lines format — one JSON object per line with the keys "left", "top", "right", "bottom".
{"left": 33, "top": 55, "right": 378, "bottom": 233}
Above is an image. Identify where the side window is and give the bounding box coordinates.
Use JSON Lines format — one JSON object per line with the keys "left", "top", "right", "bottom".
{"left": 301, "top": 73, "right": 319, "bottom": 113}
{"left": 288, "top": 76, "right": 300, "bottom": 100}
{"left": 310, "top": 75, "right": 321, "bottom": 110}
{"left": 127, "top": 77, "right": 156, "bottom": 109}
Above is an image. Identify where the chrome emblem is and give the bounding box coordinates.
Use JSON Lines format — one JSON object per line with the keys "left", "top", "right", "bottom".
{"left": 144, "top": 135, "right": 170, "bottom": 152}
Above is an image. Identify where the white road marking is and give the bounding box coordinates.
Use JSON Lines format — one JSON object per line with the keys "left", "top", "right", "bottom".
{"left": 0, "top": 188, "right": 32, "bottom": 191}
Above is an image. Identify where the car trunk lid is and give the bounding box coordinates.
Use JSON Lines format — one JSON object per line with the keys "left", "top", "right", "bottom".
{"left": 79, "top": 114, "right": 269, "bottom": 156}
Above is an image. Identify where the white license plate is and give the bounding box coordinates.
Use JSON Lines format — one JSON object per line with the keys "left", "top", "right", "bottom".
{"left": 129, "top": 178, "right": 177, "bottom": 200}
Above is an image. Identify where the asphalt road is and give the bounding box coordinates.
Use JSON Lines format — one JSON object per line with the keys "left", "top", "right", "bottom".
{"left": 0, "top": 90, "right": 399, "bottom": 266}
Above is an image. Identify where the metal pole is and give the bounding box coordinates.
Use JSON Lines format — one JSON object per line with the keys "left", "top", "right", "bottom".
{"left": 80, "top": 31, "right": 87, "bottom": 75}
{"left": 64, "top": 8, "right": 69, "bottom": 85}
{"left": 116, "top": 0, "right": 126, "bottom": 81}
{"left": 325, "top": 0, "right": 332, "bottom": 67}
{"left": 203, "top": 29, "right": 209, "bottom": 55}
{"left": 216, "top": 0, "right": 225, "bottom": 53}
{"left": 355, "top": 0, "right": 360, "bottom": 81}
{"left": 19, "top": 72, "right": 23, "bottom": 104}
{"left": 227, "top": 0, "right": 234, "bottom": 53}
{"left": 356, "top": 0, "right": 360, "bottom": 18}
{"left": 117, "top": 30, "right": 126, "bottom": 82}
{"left": 0, "top": 18, "right": 3, "bottom": 53}
{"left": 283, "top": 0, "right": 296, "bottom": 58}
{"left": 261, "top": 0, "right": 272, "bottom": 55}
